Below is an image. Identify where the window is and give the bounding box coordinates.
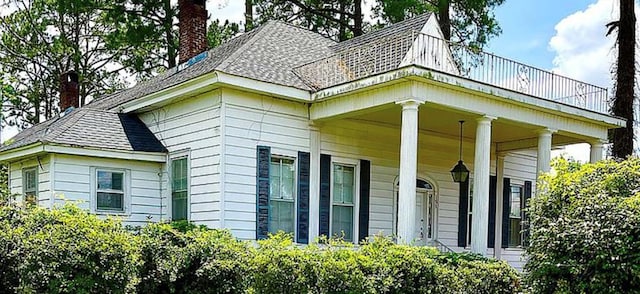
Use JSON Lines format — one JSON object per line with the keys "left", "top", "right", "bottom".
{"left": 331, "top": 163, "right": 356, "bottom": 242}
{"left": 509, "top": 185, "right": 523, "bottom": 247}
{"left": 22, "top": 168, "right": 37, "bottom": 205}
{"left": 269, "top": 157, "right": 295, "bottom": 234}
{"left": 172, "top": 157, "right": 188, "bottom": 220}
{"left": 96, "top": 170, "right": 125, "bottom": 212}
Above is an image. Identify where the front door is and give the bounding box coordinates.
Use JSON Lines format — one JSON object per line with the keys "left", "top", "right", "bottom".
{"left": 395, "top": 184, "right": 436, "bottom": 244}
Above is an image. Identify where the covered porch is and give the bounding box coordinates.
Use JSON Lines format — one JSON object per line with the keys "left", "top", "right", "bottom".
{"left": 304, "top": 71, "right": 623, "bottom": 263}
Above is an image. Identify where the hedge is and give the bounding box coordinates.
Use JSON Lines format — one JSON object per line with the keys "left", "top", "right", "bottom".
{"left": 525, "top": 158, "right": 640, "bottom": 293}
{"left": 0, "top": 203, "right": 520, "bottom": 293}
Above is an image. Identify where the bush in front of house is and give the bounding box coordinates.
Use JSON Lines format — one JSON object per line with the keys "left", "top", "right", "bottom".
{"left": 0, "top": 203, "right": 140, "bottom": 293}
{"left": 525, "top": 158, "right": 640, "bottom": 293}
{"left": 136, "top": 222, "right": 251, "bottom": 294}
{"left": 0, "top": 203, "right": 521, "bottom": 293}
{"left": 251, "top": 234, "right": 520, "bottom": 294}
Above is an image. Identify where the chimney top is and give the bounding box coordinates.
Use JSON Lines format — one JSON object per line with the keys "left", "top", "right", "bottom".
{"left": 178, "top": 0, "right": 208, "bottom": 64}
{"left": 60, "top": 71, "right": 79, "bottom": 113}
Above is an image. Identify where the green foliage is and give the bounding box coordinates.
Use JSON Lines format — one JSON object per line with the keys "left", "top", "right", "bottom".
{"left": 372, "top": 0, "right": 505, "bottom": 50}
{"left": 0, "top": 204, "right": 520, "bottom": 293}
{"left": 136, "top": 223, "right": 250, "bottom": 294}
{"left": 207, "top": 19, "right": 241, "bottom": 49}
{"left": 0, "top": 204, "right": 140, "bottom": 293}
{"left": 525, "top": 158, "right": 640, "bottom": 293}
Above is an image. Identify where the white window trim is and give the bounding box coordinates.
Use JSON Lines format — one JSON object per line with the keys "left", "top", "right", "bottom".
{"left": 329, "top": 157, "right": 360, "bottom": 243}
{"left": 169, "top": 150, "right": 191, "bottom": 221}
{"left": 90, "top": 167, "right": 131, "bottom": 215}
{"left": 268, "top": 154, "right": 297, "bottom": 238}
{"left": 22, "top": 166, "right": 38, "bottom": 204}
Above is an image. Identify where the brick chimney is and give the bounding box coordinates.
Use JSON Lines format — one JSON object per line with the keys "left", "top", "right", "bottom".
{"left": 59, "top": 71, "right": 79, "bottom": 112}
{"left": 179, "top": 0, "right": 208, "bottom": 64}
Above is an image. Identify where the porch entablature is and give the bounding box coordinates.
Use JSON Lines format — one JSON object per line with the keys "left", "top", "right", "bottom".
{"left": 309, "top": 71, "right": 624, "bottom": 143}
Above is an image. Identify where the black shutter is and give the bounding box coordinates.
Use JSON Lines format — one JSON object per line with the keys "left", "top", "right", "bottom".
{"left": 297, "top": 151, "right": 310, "bottom": 244}
{"left": 319, "top": 154, "right": 331, "bottom": 237}
{"left": 358, "top": 160, "right": 371, "bottom": 243}
{"left": 256, "top": 146, "right": 271, "bottom": 240}
{"left": 488, "top": 176, "right": 497, "bottom": 248}
{"left": 523, "top": 181, "right": 532, "bottom": 247}
{"left": 501, "top": 177, "right": 511, "bottom": 248}
{"left": 457, "top": 179, "right": 469, "bottom": 247}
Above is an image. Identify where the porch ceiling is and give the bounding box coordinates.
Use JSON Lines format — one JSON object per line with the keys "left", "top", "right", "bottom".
{"left": 349, "top": 104, "right": 581, "bottom": 147}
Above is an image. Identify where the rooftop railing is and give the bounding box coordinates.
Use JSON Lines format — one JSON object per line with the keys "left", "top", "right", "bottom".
{"left": 295, "top": 32, "right": 610, "bottom": 114}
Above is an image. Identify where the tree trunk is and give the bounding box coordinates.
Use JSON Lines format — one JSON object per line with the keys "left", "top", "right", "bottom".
{"left": 339, "top": 2, "right": 348, "bottom": 41}
{"left": 438, "top": 0, "right": 451, "bottom": 40}
{"left": 164, "top": 0, "right": 176, "bottom": 68}
{"left": 611, "top": 0, "right": 635, "bottom": 158}
{"left": 353, "top": 0, "right": 363, "bottom": 36}
{"left": 245, "top": 0, "right": 253, "bottom": 32}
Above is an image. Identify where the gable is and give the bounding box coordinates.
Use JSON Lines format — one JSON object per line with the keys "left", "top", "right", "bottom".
{"left": 399, "top": 14, "right": 459, "bottom": 75}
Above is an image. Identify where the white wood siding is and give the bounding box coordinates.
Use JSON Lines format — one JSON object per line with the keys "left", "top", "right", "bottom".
{"left": 9, "top": 155, "right": 51, "bottom": 207}
{"left": 222, "top": 89, "right": 310, "bottom": 239}
{"left": 51, "top": 154, "right": 163, "bottom": 226}
{"left": 138, "top": 91, "right": 222, "bottom": 227}
{"left": 500, "top": 149, "right": 537, "bottom": 271}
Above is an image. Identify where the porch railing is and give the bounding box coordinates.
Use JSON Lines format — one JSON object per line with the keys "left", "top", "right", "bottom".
{"left": 294, "top": 32, "right": 609, "bottom": 114}
{"left": 426, "top": 239, "right": 455, "bottom": 253}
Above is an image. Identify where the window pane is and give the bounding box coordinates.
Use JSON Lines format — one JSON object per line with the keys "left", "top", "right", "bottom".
{"left": 172, "top": 158, "right": 187, "bottom": 192}
{"left": 97, "top": 192, "right": 124, "bottom": 211}
{"left": 98, "top": 171, "right": 124, "bottom": 191}
{"left": 172, "top": 191, "right": 188, "bottom": 220}
{"left": 24, "top": 169, "right": 36, "bottom": 191}
{"left": 331, "top": 205, "right": 353, "bottom": 242}
{"left": 509, "top": 218, "right": 522, "bottom": 247}
{"left": 510, "top": 186, "right": 521, "bottom": 218}
{"left": 269, "top": 200, "right": 294, "bottom": 234}
{"left": 281, "top": 159, "right": 295, "bottom": 200}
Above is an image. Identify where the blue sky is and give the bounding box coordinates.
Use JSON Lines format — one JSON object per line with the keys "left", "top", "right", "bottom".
{"left": 487, "top": 0, "right": 601, "bottom": 69}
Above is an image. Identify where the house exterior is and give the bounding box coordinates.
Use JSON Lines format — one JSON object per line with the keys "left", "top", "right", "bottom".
{"left": 0, "top": 0, "right": 624, "bottom": 270}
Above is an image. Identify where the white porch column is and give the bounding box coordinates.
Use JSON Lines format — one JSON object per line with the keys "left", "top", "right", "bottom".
{"left": 308, "top": 123, "right": 321, "bottom": 242}
{"left": 471, "top": 116, "right": 494, "bottom": 255}
{"left": 589, "top": 140, "right": 605, "bottom": 163}
{"left": 536, "top": 129, "right": 554, "bottom": 177}
{"left": 396, "top": 99, "right": 423, "bottom": 244}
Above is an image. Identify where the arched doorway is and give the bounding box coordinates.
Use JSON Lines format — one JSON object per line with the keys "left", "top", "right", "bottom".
{"left": 393, "top": 178, "right": 438, "bottom": 244}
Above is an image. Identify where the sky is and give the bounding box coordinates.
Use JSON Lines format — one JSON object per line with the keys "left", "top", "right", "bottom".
{"left": 1, "top": 0, "right": 626, "bottom": 162}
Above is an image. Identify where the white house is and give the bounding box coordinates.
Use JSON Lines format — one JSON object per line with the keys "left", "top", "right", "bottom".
{"left": 0, "top": 0, "right": 623, "bottom": 270}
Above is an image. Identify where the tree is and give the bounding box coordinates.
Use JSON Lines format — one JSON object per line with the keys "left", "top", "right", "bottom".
{"left": 254, "top": 0, "right": 364, "bottom": 41}
{"left": 525, "top": 158, "right": 640, "bottom": 292}
{"left": 207, "top": 19, "right": 240, "bottom": 49}
{"left": 607, "top": 0, "right": 635, "bottom": 158}
{"left": 372, "top": 0, "right": 505, "bottom": 50}
{"left": 0, "top": 0, "right": 177, "bottom": 128}
{"left": 246, "top": 0, "right": 254, "bottom": 31}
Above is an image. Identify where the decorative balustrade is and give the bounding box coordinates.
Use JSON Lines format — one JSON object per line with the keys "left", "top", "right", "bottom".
{"left": 295, "top": 32, "right": 609, "bottom": 114}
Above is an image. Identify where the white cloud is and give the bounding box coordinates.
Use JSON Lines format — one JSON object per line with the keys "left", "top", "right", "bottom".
{"left": 549, "top": 0, "right": 618, "bottom": 88}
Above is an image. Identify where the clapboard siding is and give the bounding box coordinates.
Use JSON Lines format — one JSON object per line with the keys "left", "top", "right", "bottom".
{"left": 138, "top": 91, "right": 222, "bottom": 227}
{"left": 221, "top": 89, "right": 310, "bottom": 239}
{"left": 9, "top": 155, "right": 51, "bottom": 207}
{"left": 52, "top": 154, "right": 162, "bottom": 226}
{"left": 500, "top": 149, "right": 537, "bottom": 271}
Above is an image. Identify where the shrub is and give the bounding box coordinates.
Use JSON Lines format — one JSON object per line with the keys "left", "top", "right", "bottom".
{"left": 525, "top": 158, "right": 640, "bottom": 293}
{"left": 0, "top": 204, "right": 141, "bottom": 293}
{"left": 137, "top": 223, "right": 250, "bottom": 294}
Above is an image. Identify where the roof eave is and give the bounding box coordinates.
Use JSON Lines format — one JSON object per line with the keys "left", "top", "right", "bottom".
{"left": 119, "top": 71, "right": 313, "bottom": 114}
{"left": 0, "top": 142, "right": 167, "bottom": 163}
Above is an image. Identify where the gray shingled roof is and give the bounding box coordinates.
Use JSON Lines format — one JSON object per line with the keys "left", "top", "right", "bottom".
{"left": 0, "top": 108, "right": 166, "bottom": 153}
{"left": 2, "top": 15, "right": 432, "bottom": 154}
{"left": 329, "top": 13, "right": 431, "bottom": 52}
{"left": 88, "top": 21, "right": 336, "bottom": 111}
